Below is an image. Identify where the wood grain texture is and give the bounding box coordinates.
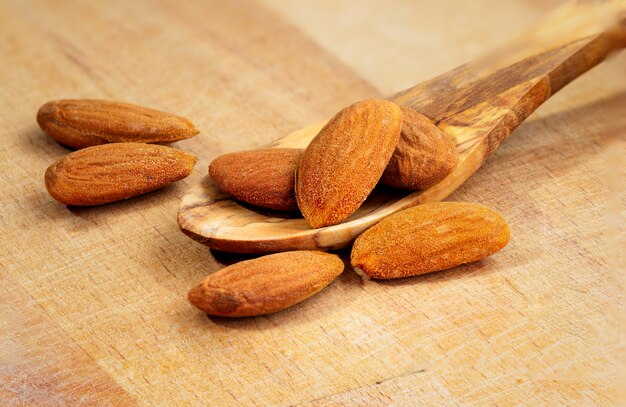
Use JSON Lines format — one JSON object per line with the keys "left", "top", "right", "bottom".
{"left": 1, "top": 0, "right": 624, "bottom": 405}
{"left": 179, "top": 0, "right": 626, "bottom": 253}
{"left": 1, "top": 275, "right": 137, "bottom": 405}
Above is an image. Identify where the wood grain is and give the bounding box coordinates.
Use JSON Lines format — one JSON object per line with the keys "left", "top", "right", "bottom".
{"left": 1, "top": 0, "right": 624, "bottom": 405}
{"left": 1, "top": 275, "right": 136, "bottom": 405}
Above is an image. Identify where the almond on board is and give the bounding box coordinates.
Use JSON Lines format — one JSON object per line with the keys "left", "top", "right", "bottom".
{"left": 45, "top": 142, "right": 197, "bottom": 206}
{"left": 295, "top": 99, "right": 402, "bottom": 228}
{"left": 209, "top": 148, "right": 303, "bottom": 211}
{"left": 37, "top": 99, "right": 199, "bottom": 149}
{"left": 188, "top": 251, "right": 344, "bottom": 317}
{"left": 381, "top": 106, "right": 458, "bottom": 190}
{"left": 351, "top": 202, "right": 510, "bottom": 279}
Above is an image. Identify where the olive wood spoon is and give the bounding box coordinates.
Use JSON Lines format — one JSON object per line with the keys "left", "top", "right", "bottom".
{"left": 179, "top": 0, "right": 626, "bottom": 253}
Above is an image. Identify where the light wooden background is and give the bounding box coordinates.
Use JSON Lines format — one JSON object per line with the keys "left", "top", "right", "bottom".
{"left": 1, "top": 0, "right": 624, "bottom": 405}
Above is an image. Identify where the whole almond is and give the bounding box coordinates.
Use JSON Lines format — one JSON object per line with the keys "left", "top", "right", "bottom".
{"left": 296, "top": 99, "right": 402, "bottom": 228}
{"left": 188, "top": 251, "right": 344, "bottom": 317}
{"left": 37, "top": 99, "right": 199, "bottom": 149}
{"left": 381, "top": 107, "right": 458, "bottom": 190}
{"left": 45, "top": 143, "right": 197, "bottom": 206}
{"left": 351, "top": 202, "right": 510, "bottom": 279}
{"left": 209, "top": 148, "right": 302, "bottom": 211}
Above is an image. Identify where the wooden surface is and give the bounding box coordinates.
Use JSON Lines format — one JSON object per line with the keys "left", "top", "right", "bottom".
{"left": 1, "top": 0, "right": 624, "bottom": 405}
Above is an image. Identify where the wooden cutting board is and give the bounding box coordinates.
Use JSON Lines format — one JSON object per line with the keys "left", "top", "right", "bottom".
{"left": 1, "top": 0, "right": 624, "bottom": 405}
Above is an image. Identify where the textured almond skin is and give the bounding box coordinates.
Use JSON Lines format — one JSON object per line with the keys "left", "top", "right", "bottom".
{"left": 37, "top": 99, "right": 199, "bottom": 149}
{"left": 209, "top": 149, "right": 302, "bottom": 211}
{"left": 381, "top": 107, "right": 458, "bottom": 190}
{"left": 188, "top": 251, "right": 344, "bottom": 317}
{"left": 45, "top": 143, "right": 197, "bottom": 206}
{"left": 296, "top": 99, "right": 402, "bottom": 228}
{"left": 351, "top": 202, "right": 510, "bottom": 279}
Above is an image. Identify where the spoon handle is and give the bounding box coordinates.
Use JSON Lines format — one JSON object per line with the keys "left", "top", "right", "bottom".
{"left": 395, "top": 0, "right": 626, "bottom": 124}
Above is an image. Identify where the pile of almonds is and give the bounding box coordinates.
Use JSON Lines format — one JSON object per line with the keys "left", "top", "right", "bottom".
{"left": 199, "top": 99, "right": 509, "bottom": 317}
{"left": 40, "top": 99, "right": 200, "bottom": 205}
{"left": 39, "top": 98, "right": 510, "bottom": 319}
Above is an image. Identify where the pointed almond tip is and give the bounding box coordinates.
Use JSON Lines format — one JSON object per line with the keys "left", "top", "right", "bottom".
{"left": 182, "top": 124, "right": 200, "bottom": 139}
{"left": 180, "top": 155, "right": 197, "bottom": 176}
{"left": 307, "top": 216, "right": 333, "bottom": 229}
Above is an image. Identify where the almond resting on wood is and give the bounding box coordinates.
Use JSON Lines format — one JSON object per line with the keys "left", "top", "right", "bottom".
{"left": 295, "top": 99, "right": 402, "bottom": 228}
{"left": 37, "top": 99, "right": 199, "bottom": 149}
{"left": 381, "top": 107, "right": 458, "bottom": 190}
{"left": 351, "top": 202, "right": 510, "bottom": 279}
{"left": 45, "top": 142, "right": 197, "bottom": 206}
{"left": 188, "top": 251, "right": 344, "bottom": 317}
{"left": 209, "top": 148, "right": 302, "bottom": 211}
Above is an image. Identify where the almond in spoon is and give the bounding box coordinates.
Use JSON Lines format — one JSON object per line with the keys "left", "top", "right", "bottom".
{"left": 296, "top": 99, "right": 402, "bottom": 228}
{"left": 209, "top": 148, "right": 302, "bottom": 211}
{"left": 381, "top": 107, "right": 458, "bottom": 190}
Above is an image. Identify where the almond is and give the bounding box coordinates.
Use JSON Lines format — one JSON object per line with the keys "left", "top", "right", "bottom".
{"left": 45, "top": 143, "right": 197, "bottom": 206}
{"left": 381, "top": 107, "right": 458, "bottom": 190}
{"left": 351, "top": 202, "right": 510, "bottom": 279}
{"left": 37, "top": 99, "right": 199, "bottom": 149}
{"left": 296, "top": 99, "right": 402, "bottom": 228}
{"left": 209, "top": 148, "right": 302, "bottom": 211}
{"left": 188, "top": 251, "right": 344, "bottom": 317}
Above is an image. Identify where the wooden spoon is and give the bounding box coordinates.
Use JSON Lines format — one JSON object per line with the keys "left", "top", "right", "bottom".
{"left": 179, "top": 0, "right": 626, "bottom": 254}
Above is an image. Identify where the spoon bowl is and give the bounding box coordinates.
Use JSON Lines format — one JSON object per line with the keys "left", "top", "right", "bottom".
{"left": 179, "top": 1, "right": 625, "bottom": 253}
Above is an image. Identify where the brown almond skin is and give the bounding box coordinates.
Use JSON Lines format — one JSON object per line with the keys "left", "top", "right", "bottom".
{"left": 381, "top": 107, "right": 458, "bottom": 190}
{"left": 351, "top": 202, "right": 510, "bottom": 279}
{"left": 188, "top": 251, "right": 344, "bottom": 317}
{"left": 45, "top": 143, "right": 197, "bottom": 206}
{"left": 37, "top": 99, "right": 200, "bottom": 149}
{"left": 296, "top": 99, "right": 402, "bottom": 228}
{"left": 209, "top": 148, "right": 302, "bottom": 211}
